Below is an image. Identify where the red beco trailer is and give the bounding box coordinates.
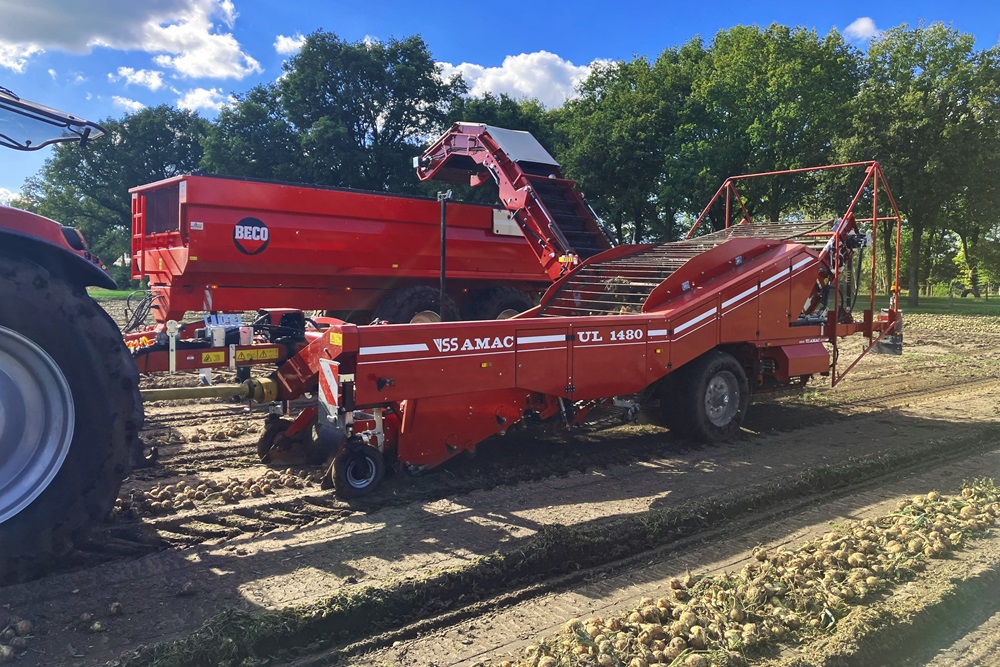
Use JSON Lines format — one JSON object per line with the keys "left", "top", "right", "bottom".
{"left": 128, "top": 174, "right": 555, "bottom": 325}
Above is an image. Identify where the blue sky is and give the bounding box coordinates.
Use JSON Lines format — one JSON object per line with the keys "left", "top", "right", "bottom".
{"left": 1, "top": 0, "right": 998, "bottom": 202}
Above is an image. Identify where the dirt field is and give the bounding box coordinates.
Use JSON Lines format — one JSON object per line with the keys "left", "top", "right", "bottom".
{"left": 2, "top": 309, "right": 1000, "bottom": 667}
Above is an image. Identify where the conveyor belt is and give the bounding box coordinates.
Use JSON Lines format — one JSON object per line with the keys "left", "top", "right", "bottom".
{"left": 539, "top": 220, "right": 833, "bottom": 317}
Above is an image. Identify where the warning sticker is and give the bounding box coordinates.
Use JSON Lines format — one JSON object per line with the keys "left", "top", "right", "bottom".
{"left": 201, "top": 351, "right": 225, "bottom": 364}
{"left": 329, "top": 332, "right": 343, "bottom": 346}
{"left": 235, "top": 348, "right": 279, "bottom": 362}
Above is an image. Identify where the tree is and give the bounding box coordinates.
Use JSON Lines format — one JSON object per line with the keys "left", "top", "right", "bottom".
{"left": 556, "top": 57, "right": 669, "bottom": 243}
{"left": 842, "top": 23, "right": 984, "bottom": 305}
{"left": 201, "top": 84, "right": 301, "bottom": 181}
{"left": 279, "top": 32, "right": 465, "bottom": 193}
{"left": 675, "top": 25, "right": 861, "bottom": 229}
{"left": 13, "top": 105, "right": 208, "bottom": 286}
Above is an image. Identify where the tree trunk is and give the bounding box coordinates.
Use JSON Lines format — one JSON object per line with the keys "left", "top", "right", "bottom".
{"left": 882, "top": 222, "right": 894, "bottom": 296}
{"left": 907, "top": 219, "right": 923, "bottom": 307}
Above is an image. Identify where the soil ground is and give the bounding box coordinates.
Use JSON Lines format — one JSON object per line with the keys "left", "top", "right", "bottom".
{"left": 1, "top": 310, "right": 999, "bottom": 667}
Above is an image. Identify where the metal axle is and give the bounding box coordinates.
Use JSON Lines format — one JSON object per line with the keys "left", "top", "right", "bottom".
{"left": 140, "top": 377, "right": 279, "bottom": 403}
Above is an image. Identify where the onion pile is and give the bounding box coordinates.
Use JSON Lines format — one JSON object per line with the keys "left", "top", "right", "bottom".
{"left": 115, "top": 468, "right": 322, "bottom": 517}
{"left": 491, "top": 480, "right": 1000, "bottom": 667}
{"left": 143, "top": 420, "right": 261, "bottom": 447}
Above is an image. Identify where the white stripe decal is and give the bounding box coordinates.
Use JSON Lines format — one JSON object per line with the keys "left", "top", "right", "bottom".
{"left": 517, "top": 334, "right": 565, "bottom": 344}
{"left": 722, "top": 285, "right": 757, "bottom": 309}
{"left": 574, "top": 341, "right": 648, "bottom": 348}
{"left": 674, "top": 318, "right": 717, "bottom": 341}
{"left": 761, "top": 267, "right": 790, "bottom": 288}
{"left": 517, "top": 346, "right": 566, "bottom": 353}
{"left": 359, "top": 350, "right": 516, "bottom": 365}
{"left": 359, "top": 343, "right": 429, "bottom": 355}
{"left": 793, "top": 258, "right": 813, "bottom": 270}
{"left": 648, "top": 329, "right": 668, "bottom": 337}
{"left": 674, "top": 308, "right": 717, "bottom": 334}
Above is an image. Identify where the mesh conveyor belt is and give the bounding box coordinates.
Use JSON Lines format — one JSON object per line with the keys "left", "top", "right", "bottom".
{"left": 539, "top": 219, "right": 833, "bottom": 317}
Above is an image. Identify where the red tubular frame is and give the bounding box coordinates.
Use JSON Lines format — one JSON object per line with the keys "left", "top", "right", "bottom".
{"left": 685, "top": 162, "right": 903, "bottom": 386}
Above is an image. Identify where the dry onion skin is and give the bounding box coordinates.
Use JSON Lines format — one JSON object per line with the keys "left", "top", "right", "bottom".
{"left": 479, "top": 479, "right": 1000, "bottom": 667}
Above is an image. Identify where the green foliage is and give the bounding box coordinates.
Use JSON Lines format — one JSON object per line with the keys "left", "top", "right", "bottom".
{"left": 200, "top": 84, "right": 301, "bottom": 181}
{"left": 556, "top": 57, "right": 678, "bottom": 243}
{"left": 840, "top": 23, "right": 994, "bottom": 305}
{"left": 675, "top": 25, "right": 861, "bottom": 227}
{"left": 278, "top": 31, "right": 465, "bottom": 193}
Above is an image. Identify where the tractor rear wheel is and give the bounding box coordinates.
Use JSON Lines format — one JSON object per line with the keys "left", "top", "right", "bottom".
{"left": 374, "top": 285, "right": 460, "bottom": 323}
{"left": 0, "top": 256, "right": 141, "bottom": 581}
{"left": 663, "top": 350, "right": 749, "bottom": 442}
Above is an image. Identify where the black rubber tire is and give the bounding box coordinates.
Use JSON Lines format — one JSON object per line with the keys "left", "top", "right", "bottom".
{"left": 468, "top": 286, "right": 534, "bottom": 320}
{"left": 0, "top": 255, "right": 141, "bottom": 582}
{"left": 373, "top": 285, "right": 460, "bottom": 323}
{"left": 660, "top": 350, "right": 750, "bottom": 442}
{"left": 332, "top": 443, "right": 385, "bottom": 499}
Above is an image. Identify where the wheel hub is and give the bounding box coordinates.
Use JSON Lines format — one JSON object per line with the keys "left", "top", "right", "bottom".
{"left": 0, "top": 326, "right": 75, "bottom": 523}
{"left": 346, "top": 456, "right": 376, "bottom": 488}
{"left": 704, "top": 370, "right": 739, "bottom": 427}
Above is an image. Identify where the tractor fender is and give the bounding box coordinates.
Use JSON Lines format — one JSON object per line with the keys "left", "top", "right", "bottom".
{"left": 0, "top": 206, "right": 115, "bottom": 289}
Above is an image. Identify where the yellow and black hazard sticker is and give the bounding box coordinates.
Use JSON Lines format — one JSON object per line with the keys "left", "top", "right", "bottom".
{"left": 201, "top": 351, "right": 225, "bottom": 364}
{"left": 235, "top": 347, "right": 280, "bottom": 362}
{"left": 329, "top": 332, "right": 343, "bottom": 346}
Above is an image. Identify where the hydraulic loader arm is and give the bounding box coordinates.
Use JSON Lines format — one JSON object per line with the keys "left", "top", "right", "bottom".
{"left": 416, "top": 122, "right": 614, "bottom": 280}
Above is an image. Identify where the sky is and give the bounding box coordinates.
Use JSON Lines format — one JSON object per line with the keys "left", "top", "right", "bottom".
{"left": 0, "top": 0, "right": 998, "bottom": 203}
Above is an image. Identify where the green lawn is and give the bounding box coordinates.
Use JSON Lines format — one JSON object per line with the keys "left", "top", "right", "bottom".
{"left": 87, "top": 288, "right": 136, "bottom": 300}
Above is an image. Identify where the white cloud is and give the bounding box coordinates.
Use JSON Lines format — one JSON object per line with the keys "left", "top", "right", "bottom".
{"left": 109, "top": 67, "right": 165, "bottom": 91}
{"left": 0, "top": 0, "right": 260, "bottom": 79}
{"left": 274, "top": 33, "right": 305, "bottom": 55}
{"left": 438, "top": 51, "right": 600, "bottom": 109}
{"left": 112, "top": 95, "right": 145, "bottom": 113}
{"left": 0, "top": 187, "right": 14, "bottom": 206}
{"left": 844, "top": 17, "right": 880, "bottom": 42}
{"left": 0, "top": 43, "right": 43, "bottom": 73}
{"left": 176, "top": 86, "right": 232, "bottom": 112}
{"left": 47, "top": 68, "right": 57, "bottom": 79}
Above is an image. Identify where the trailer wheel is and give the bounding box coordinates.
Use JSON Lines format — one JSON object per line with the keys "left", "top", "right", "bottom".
{"left": 374, "top": 285, "right": 460, "bottom": 323}
{"left": 469, "top": 286, "right": 534, "bottom": 320}
{"left": 332, "top": 440, "right": 385, "bottom": 498}
{"left": 668, "top": 351, "right": 749, "bottom": 442}
{"left": 0, "top": 256, "right": 141, "bottom": 581}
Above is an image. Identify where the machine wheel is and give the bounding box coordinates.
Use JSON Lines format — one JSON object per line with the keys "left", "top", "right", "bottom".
{"left": 331, "top": 441, "right": 385, "bottom": 499}
{"left": 469, "top": 286, "right": 534, "bottom": 320}
{"left": 0, "top": 256, "right": 141, "bottom": 581}
{"left": 374, "top": 285, "right": 460, "bottom": 324}
{"left": 667, "top": 350, "right": 749, "bottom": 442}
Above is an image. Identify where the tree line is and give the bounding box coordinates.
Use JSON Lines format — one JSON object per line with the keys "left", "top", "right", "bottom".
{"left": 14, "top": 23, "right": 1000, "bottom": 303}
